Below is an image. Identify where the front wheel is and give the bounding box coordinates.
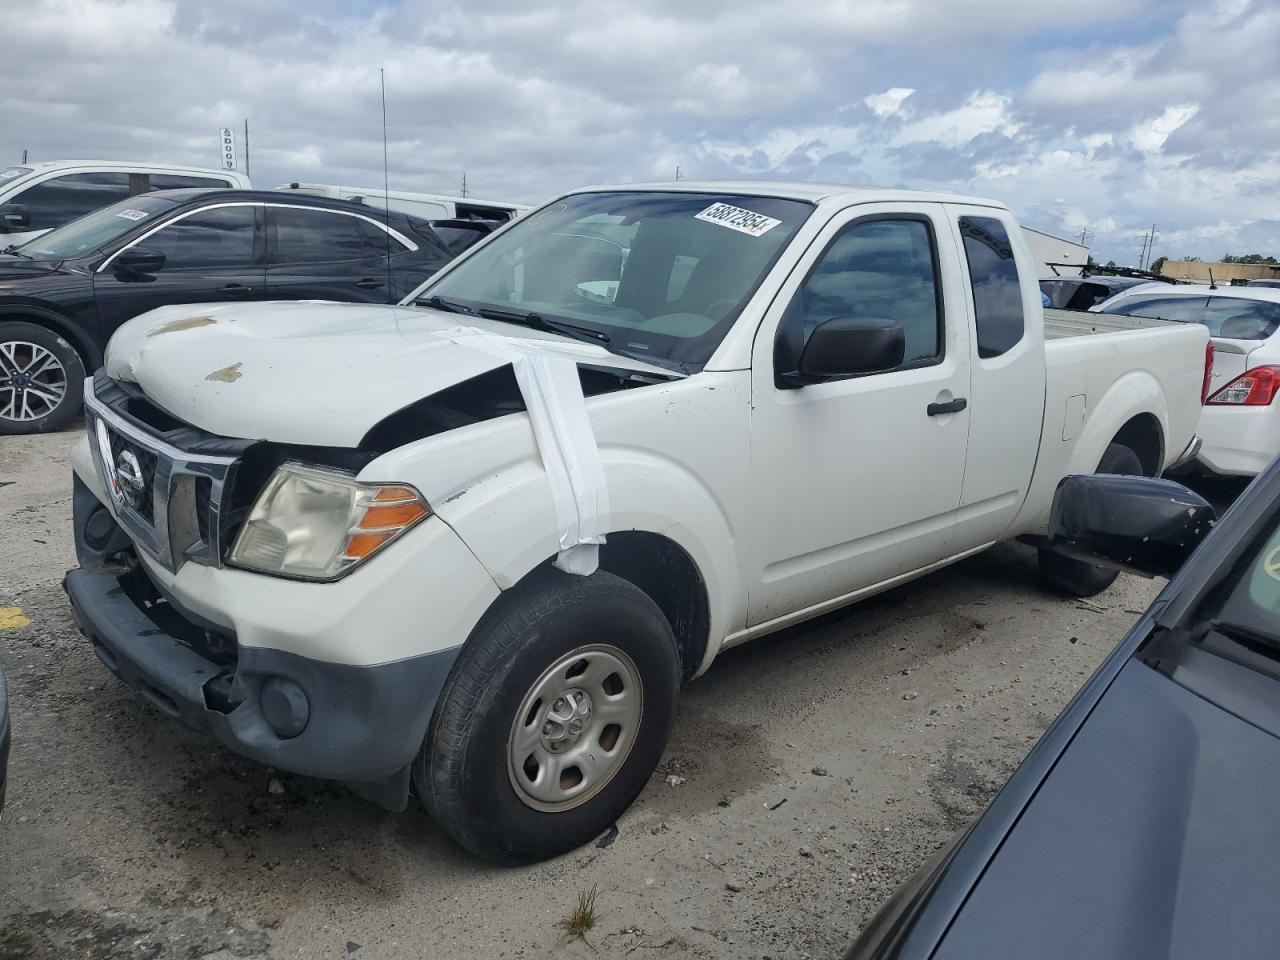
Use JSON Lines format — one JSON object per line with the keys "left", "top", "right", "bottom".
{"left": 0, "top": 321, "right": 86, "bottom": 435}
{"left": 1038, "top": 442, "right": 1145, "bottom": 597}
{"left": 416, "top": 566, "right": 680, "bottom": 863}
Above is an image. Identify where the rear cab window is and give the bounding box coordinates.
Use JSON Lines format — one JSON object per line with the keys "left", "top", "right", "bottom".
{"left": 959, "top": 216, "right": 1025, "bottom": 358}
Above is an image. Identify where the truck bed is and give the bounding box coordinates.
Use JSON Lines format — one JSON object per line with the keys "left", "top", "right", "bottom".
{"left": 1008, "top": 312, "right": 1209, "bottom": 538}
{"left": 1044, "top": 307, "right": 1179, "bottom": 340}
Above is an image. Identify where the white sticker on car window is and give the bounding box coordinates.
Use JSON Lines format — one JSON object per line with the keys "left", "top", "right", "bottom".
{"left": 116, "top": 209, "right": 149, "bottom": 221}
{"left": 695, "top": 202, "right": 781, "bottom": 237}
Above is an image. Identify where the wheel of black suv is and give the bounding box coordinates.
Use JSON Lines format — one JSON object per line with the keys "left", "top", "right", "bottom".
{"left": 1039, "top": 442, "right": 1145, "bottom": 597}
{"left": 0, "top": 321, "right": 86, "bottom": 435}
{"left": 416, "top": 566, "right": 680, "bottom": 863}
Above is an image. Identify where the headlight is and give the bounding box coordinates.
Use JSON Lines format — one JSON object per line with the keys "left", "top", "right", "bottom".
{"left": 228, "top": 463, "right": 430, "bottom": 581}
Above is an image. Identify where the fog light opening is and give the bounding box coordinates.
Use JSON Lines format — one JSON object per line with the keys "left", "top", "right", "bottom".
{"left": 260, "top": 677, "right": 310, "bottom": 739}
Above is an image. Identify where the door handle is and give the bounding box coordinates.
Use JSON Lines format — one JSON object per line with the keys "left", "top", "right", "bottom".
{"left": 927, "top": 397, "right": 968, "bottom": 417}
{"left": 355, "top": 278, "right": 386, "bottom": 289}
{"left": 222, "top": 283, "right": 252, "bottom": 297}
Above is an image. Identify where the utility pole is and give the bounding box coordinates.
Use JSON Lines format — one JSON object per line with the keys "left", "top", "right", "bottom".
{"left": 21, "top": 149, "right": 27, "bottom": 164}
{"left": 460, "top": 171, "right": 468, "bottom": 198}
{"left": 243, "top": 118, "right": 250, "bottom": 178}
{"left": 1137, "top": 224, "right": 1158, "bottom": 270}
{"left": 675, "top": 165, "right": 681, "bottom": 181}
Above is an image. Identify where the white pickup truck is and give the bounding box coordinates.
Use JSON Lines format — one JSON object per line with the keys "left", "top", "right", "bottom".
{"left": 64, "top": 181, "right": 1209, "bottom": 862}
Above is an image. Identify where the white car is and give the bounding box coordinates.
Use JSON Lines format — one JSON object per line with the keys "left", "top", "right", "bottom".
{"left": 65, "top": 181, "right": 1208, "bottom": 862}
{"left": 275, "top": 182, "right": 528, "bottom": 222}
{"left": 0, "top": 160, "right": 251, "bottom": 249}
{"left": 1093, "top": 282, "right": 1280, "bottom": 476}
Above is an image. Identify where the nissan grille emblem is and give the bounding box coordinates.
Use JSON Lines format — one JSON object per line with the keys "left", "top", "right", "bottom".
{"left": 114, "top": 449, "right": 146, "bottom": 510}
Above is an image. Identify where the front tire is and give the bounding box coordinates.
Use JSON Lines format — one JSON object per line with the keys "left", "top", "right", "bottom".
{"left": 1038, "top": 442, "right": 1145, "bottom": 597}
{"left": 0, "top": 321, "right": 85, "bottom": 435}
{"left": 416, "top": 566, "right": 680, "bottom": 863}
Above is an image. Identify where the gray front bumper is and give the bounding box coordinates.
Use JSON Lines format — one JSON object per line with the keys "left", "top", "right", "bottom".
{"left": 67, "top": 477, "right": 461, "bottom": 809}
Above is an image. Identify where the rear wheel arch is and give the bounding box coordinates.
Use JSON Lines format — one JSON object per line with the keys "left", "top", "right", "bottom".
{"left": 1110, "top": 413, "right": 1164, "bottom": 476}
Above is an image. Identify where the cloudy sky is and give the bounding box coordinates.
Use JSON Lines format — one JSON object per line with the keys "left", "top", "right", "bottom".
{"left": 3, "top": 0, "right": 1278, "bottom": 264}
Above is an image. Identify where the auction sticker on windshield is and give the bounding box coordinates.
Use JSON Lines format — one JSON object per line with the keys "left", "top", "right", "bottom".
{"left": 695, "top": 202, "right": 781, "bottom": 237}
{"left": 116, "top": 209, "right": 149, "bottom": 221}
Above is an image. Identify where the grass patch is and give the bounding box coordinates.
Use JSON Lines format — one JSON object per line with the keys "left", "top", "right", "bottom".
{"left": 563, "top": 884, "right": 600, "bottom": 940}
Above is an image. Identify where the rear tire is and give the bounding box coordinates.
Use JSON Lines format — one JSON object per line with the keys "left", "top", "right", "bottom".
{"left": 1038, "top": 442, "right": 1145, "bottom": 597}
{"left": 0, "top": 321, "right": 85, "bottom": 435}
{"left": 416, "top": 566, "right": 680, "bottom": 863}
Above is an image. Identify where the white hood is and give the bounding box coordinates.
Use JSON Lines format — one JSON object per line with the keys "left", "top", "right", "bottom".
{"left": 105, "top": 300, "right": 674, "bottom": 446}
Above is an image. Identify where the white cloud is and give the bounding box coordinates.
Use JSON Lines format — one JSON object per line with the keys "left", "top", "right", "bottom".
{"left": 1129, "top": 103, "right": 1199, "bottom": 152}
{"left": 0, "top": 0, "right": 1276, "bottom": 262}
{"left": 864, "top": 87, "right": 914, "bottom": 119}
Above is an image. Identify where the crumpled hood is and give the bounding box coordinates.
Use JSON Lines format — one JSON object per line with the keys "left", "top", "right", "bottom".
{"left": 106, "top": 300, "right": 675, "bottom": 446}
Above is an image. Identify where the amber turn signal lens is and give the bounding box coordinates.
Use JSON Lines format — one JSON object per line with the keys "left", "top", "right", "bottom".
{"left": 342, "top": 531, "right": 396, "bottom": 559}
{"left": 373, "top": 485, "right": 420, "bottom": 502}
{"left": 358, "top": 501, "right": 429, "bottom": 529}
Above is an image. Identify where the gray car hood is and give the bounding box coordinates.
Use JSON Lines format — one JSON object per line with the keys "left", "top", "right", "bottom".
{"left": 105, "top": 300, "right": 676, "bottom": 446}
{"left": 935, "top": 660, "right": 1280, "bottom": 960}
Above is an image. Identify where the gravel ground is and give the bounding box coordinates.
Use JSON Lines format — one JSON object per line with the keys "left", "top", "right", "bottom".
{"left": 1, "top": 425, "right": 1178, "bottom": 960}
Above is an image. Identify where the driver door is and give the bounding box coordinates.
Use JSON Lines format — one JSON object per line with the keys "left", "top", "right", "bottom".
{"left": 94, "top": 203, "right": 267, "bottom": 336}
{"left": 745, "top": 203, "right": 972, "bottom": 628}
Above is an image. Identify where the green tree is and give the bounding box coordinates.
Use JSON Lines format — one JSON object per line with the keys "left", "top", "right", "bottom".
{"left": 1222, "top": 254, "right": 1278, "bottom": 264}
{"left": 1182, "top": 256, "right": 1201, "bottom": 262}
{"left": 1150, "top": 255, "right": 1168, "bottom": 275}
{"left": 1105, "top": 259, "right": 1117, "bottom": 270}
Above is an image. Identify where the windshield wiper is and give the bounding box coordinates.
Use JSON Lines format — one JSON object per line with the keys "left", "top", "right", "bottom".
{"left": 1, "top": 244, "right": 31, "bottom": 259}
{"left": 418, "top": 294, "right": 475, "bottom": 315}
{"left": 1209, "top": 618, "right": 1280, "bottom": 655}
{"left": 477, "top": 307, "right": 610, "bottom": 346}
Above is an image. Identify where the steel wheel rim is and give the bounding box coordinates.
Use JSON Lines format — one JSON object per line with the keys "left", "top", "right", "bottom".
{"left": 508, "top": 644, "right": 644, "bottom": 813}
{"left": 0, "top": 340, "right": 68, "bottom": 422}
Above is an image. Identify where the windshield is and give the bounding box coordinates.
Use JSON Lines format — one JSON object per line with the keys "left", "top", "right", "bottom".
{"left": 407, "top": 191, "right": 811, "bottom": 369}
{"left": 17, "top": 194, "right": 179, "bottom": 260}
{"left": 0, "top": 166, "right": 32, "bottom": 185}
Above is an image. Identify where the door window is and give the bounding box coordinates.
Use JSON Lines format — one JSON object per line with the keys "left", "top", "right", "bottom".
{"left": 13, "top": 172, "right": 132, "bottom": 231}
{"left": 143, "top": 206, "right": 257, "bottom": 269}
{"left": 959, "top": 216, "right": 1025, "bottom": 358}
{"left": 272, "top": 207, "right": 391, "bottom": 264}
{"left": 789, "top": 218, "right": 942, "bottom": 368}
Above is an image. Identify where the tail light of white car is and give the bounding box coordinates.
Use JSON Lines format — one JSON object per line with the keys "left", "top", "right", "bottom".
{"left": 1202, "top": 342, "right": 1215, "bottom": 404}
{"left": 1206, "top": 365, "right": 1280, "bottom": 406}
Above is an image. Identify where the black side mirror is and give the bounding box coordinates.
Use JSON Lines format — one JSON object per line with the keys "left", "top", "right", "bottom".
{"left": 0, "top": 203, "right": 30, "bottom": 231}
{"left": 781, "top": 317, "right": 905, "bottom": 387}
{"left": 112, "top": 247, "right": 166, "bottom": 277}
{"left": 1046, "top": 474, "right": 1216, "bottom": 578}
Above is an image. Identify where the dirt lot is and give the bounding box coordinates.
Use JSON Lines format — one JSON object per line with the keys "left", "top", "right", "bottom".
{"left": 1, "top": 426, "right": 1174, "bottom": 959}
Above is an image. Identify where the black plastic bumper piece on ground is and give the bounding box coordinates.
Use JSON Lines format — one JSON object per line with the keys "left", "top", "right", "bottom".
{"left": 64, "top": 564, "right": 460, "bottom": 811}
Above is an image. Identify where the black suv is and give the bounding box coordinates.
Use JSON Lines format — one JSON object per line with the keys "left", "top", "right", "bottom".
{"left": 0, "top": 190, "right": 455, "bottom": 434}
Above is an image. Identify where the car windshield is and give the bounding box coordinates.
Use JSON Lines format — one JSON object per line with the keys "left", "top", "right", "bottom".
{"left": 0, "top": 166, "right": 32, "bottom": 183}
{"left": 17, "top": 194, "right": 179, "bottom": 260}
{"left": 406, "top": 191, "right": 812, "bottom": 370}
{"left": 1203, "top": 517, "right": 1280, "bottom": 659}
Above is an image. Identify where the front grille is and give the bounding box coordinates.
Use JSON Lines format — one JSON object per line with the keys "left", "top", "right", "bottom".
{"left": 85, "top": 378, "right": 245, "bottom": 574}
{"left": 103, "top": 426, "right": 158, "bottom": 523}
